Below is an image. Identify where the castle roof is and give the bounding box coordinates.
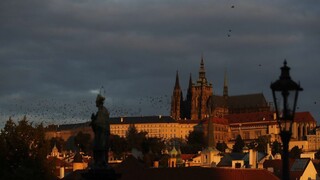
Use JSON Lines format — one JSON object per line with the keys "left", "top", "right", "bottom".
{"left": 109, "top": 116, "right": 176, "bottom": 124}
{"left": 211, "top": 93, "right": 269, "bottom": 110}
{"left": 228, "top": 93, "right": 269, "bottom": 109}
{"left": 226, "top": 111, "right": 316, "bottom": 124}
{"left": 202, "top": 117, "right": 229, "bottom": 125}
{"left": 48, "top": 116, "right": 179, "bottom": 131}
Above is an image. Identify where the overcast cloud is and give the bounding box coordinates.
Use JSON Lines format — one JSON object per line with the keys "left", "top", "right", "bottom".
{"left": 0, "top": 0, "right": 320, "bottom": 127}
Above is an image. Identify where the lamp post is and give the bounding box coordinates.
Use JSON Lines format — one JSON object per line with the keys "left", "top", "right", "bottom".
{"left": 270, "top": 60, "right": 303, "bottom": 180}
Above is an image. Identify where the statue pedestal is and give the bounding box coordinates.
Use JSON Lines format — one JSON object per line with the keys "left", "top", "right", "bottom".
{"left": 81, "top": 168, "right": 121, "bottom": 180}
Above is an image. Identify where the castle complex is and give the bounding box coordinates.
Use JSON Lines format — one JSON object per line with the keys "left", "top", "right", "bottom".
{"left": 45, "top": 56, "right": 317, "bottom": 150}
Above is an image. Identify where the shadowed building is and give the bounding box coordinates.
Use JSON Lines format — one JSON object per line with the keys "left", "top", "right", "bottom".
{"left": 170, "top": 56, "right": 270, "bottom": 121}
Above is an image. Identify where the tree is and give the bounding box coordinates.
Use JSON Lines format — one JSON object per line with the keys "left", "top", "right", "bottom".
{"left": 185, "top": 130, "right": 206, "bottom": 153}
{"left": 109, "top": 134, "right": 128, "bottom": 159}
{"left": 126, "top": 124, "right": 147, "bottom": 151}
{"left": 216, "top": 141, "right": 228, "bottom": 152}
{"left": 289, "top": 146, "right": 302, "bottom": 159}
{"left": 232, "top": 135, "right": 245, "bottom": 153}
{"left": 141, "top": 137, "right": 165, "bottom": 155}
{"left": 255, "top": 135, "right": 270, "bottom": 153}
{"left": 74, "top": 131, "right": 91, "bottom": 154}
{"left": 0, "top": 116, "right": 55, "bottom": 179}
{"left": 315, "top": 149, "right": 320, "bottom": 160}
{"left": 272, "top": 140, "right": 282, "bottom": 155}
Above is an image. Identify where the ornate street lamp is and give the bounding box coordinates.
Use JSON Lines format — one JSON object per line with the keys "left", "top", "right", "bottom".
{"left": 270, "top": 60, "right": 303, "bottom": 180}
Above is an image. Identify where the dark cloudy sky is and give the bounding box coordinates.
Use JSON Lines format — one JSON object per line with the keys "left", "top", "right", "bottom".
{"left": 1, "top": 0, "right": 320, "bottom": 127}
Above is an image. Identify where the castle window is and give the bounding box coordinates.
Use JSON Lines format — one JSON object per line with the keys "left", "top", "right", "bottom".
{"left": 244, "top": 132, "right": 250, "bottom": 139}
{"left": 255, "top": 131, "right": 261, "bottom": 138}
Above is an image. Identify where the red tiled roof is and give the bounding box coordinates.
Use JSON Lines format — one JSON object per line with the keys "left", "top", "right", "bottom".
{"left": 146, "top": 167, "right": 279, "bottom": 180}
{"left": 115, "top": 156, "right": 279, "bottom": 180}
{"left": 181, "top": 154, "right": 197, "bottom": 161}
{"left": 178, "top": 120, "right": 202, "bottom": 124}
{"left": 294, "top": 112, "right": 317, "bottom": 123}
{"left": 203, "top": 117, "right": 229, "bottom": 125}
{"left": 226, "top": 111, "right": 316, "bottom": 124}
{"left": 226, "top": 112, "right": 274, "bottom": 124}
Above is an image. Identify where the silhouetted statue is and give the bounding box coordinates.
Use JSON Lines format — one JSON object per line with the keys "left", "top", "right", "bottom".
{"left": 90, "top": 94, "right": 110, "bottom": 168}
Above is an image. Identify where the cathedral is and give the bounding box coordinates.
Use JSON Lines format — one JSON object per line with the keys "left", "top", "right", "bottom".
{"left": 170, "top": 56, "right": 271, "bottom": 120}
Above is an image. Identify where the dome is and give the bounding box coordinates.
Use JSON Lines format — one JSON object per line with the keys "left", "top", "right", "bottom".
{"left": 170, "top": 147, "right": 178, "bottom": 157}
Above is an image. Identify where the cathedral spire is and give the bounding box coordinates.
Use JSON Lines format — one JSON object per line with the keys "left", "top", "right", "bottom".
{"left": 174, "top": 70, "right": 181, "bottom": 90}
{"left": 188, "top": 73, "right": 193, "bottom": 90}
{"left": 223, "top": 69, "right": 228, "bottom": 97}
{"left": 171, "top": 70, "right": 182, "bottom": 120}
{"left": 197, "top": 55, "right": 207, "bottom": 84}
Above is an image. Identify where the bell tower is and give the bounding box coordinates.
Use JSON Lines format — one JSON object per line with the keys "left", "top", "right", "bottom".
{"left": 190, "top": 56, "right": 213, "bottom": 120}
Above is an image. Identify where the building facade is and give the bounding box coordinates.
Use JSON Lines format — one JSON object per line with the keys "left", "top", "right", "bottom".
{"left": 226, "top": 111, "right": 316, "bottom": 144}
{"left": 45, "top": 56, "right": 317, "bottom": 151}
{"left": 45, "top": 116, "right": 198, "bottom": 141}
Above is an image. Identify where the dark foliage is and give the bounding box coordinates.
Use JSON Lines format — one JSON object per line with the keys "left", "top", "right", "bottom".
{"left": 289, "top": 146, "right": 302, "bottom": 159}
{"left": 315, "top": 149, "right": 320, "bottom": 160}
{"left": 216, "top": 141, "right": 228, "bottom": 152}
{"left": 109, "top": 134, "right": 128, "bottom": 159}
{"left": 255, "top": 135, "right": 270, "bottom": 153}
{"left": 271, "top": 140, "right": 282, "bottom": 155}
{"left": 232, "top": 135, "right": 245, "bottom": 153}
{"left": 126, "top": 124, "right": 148, "bottom": 151}
{"left": 0, "top": 117, "right": 55, "bottom": 179}
{"left": 74, "top": 131, "right": 91, "bottom": 154}
{"left": 185, "top": 130, "right": 206, "bottom": 153}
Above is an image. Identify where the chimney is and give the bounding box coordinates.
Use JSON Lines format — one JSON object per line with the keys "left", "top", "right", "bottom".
{"left": 249, "top": 149, "right": 257, "bottom": 168}
{"left": 60, "top": 167, "right": 65, "bottom": 179}
{"left": 267, "top": 143, "right": 271, "bottom": 155}
{"left": 153, "top": 161, "right": 159, "bottom": 168}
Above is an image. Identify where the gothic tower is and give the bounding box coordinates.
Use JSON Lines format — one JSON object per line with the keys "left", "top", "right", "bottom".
{"left": 185, "top": 73, "right": 193, "bottom": 119}
{"left": 170, "top": 56, "right": 214, "bottom": 120}
{"left": 190, "top": 56, "right": 213, "bottom": 120}
{"left": 170, "top": 71, "right": 183, "bottom": 120}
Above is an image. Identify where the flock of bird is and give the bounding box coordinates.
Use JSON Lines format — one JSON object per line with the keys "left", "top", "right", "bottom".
{"left": 0, "top": 94, "right": 171, "bottom": 127}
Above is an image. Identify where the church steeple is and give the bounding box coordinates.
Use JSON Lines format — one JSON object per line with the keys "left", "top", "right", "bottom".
{"left": 188, "top": 73, "right": 193, "bottom": 90}
{"left": 171, "top": 71, "right": 182, "bottom": 120}
{"left": 174, "top": 70, "right": 181, "bottom": 90}
{"left": 223, "top": 69, "right": 228, "bottom": 97}
{"left": 197, "top": 55, "right": 207, "bottom": 85}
